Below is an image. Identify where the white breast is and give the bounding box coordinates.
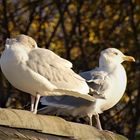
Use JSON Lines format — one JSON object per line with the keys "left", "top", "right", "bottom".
{"left": 94, "top": 65, "right": 127, "bottom": 114}
{"left": 0, "top": 46, "right": 55, "bottom": 96}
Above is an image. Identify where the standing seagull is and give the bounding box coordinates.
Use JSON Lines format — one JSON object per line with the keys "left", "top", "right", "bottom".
{"left": 0, "top": 34, "right": 95, "bottom": 114}
{"left": 40, "top": 48, "right": 135, "bottom": 130}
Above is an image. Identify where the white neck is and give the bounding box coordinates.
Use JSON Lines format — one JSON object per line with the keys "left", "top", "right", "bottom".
{"left": 99, "top": 56, "right": 123, "bottom": 73}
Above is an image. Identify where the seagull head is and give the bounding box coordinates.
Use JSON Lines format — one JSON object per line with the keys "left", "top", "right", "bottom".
{"left": 16, "top": 34, "right": 38, "bottom": 49}
{"left": 5, "top": 34, "right": 38, "bottom": 52}
{"left": 99, "top": 48, "right": 135, "bottom": 67}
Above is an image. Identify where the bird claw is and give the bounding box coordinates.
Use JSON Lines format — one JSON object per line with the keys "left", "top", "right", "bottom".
{"left": 33, "top": 110, "right": 37, "bottom": 114}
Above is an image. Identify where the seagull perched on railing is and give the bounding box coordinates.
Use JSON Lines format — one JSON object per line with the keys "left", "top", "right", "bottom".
{"left": 0, "top": 34, "right": 95, "bottom": 114}
{"left": 39, "top": 48, "right": 135, "bottom": 130}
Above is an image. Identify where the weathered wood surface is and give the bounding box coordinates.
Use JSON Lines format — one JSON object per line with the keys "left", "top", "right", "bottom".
{"left": 0, "top": 108, "right": 128, "bottom": 140}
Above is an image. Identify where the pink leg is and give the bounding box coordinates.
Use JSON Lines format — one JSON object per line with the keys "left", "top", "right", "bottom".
{"left": 89, "top": 115, "right": 93, "bottom": 126}
{"left": 95, "top": 114, "right": 102, "bottom": 130}
{"left": 33, "top": 93, "right": 41, "bottom": 114}
{"left": 31, "top": 96, "right": 35, "bottom": 112}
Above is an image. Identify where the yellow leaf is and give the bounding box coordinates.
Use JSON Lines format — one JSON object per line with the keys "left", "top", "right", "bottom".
{"left": 125, "top": 16, "right": 129, "bottom": 21}
{"left": 127, "top": 27, "right": 132, "bottom": 32}
{"left": 8, "top": 21, "right": 14, "bottom": 32}
{"left": 89, "top": 32, "right": 95, "bottom": 42}
{"left": 99, "top": 22, "right": 105, "bottom": 29}
{"left": 70, "top": 47, "right": 81, "bottom": 60}
{"left": 31, "top": 21, "right": 39, "bottom": 30}
{"left": 105, "top": 5, "right": 112, "bottom": 13}
{"left": 114, "top": 27, "right": 121, "bottom": 34}
{"left": 68, "top": 4, "right": 76, "bottom": 12}
{"left": 113, "top": 15, "right": 119, "bottom": 20}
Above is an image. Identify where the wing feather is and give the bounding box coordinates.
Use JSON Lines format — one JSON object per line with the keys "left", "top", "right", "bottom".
{"left": 38, "top": 95, "right": 96, "bottom": 116}
{"left": 80, "top": 69, "right": 110, "bottom": 98}
{"left": 26, "top": 48, "right": 89, "bottom": 94}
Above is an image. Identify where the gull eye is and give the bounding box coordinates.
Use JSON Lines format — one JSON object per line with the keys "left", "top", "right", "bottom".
{"left": 113, "top": 52, "right": 118, "bottom": 55}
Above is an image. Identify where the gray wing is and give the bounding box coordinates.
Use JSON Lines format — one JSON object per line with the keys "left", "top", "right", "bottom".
{"left": 40, "top": 95, "right": 93, "bottom": 107}
{"left": 38, "top": 95, "right": 95, "bottom": 116}
{"left": 80, "top": 69, "right": 109, "bottom": 98}
{"left": 26, "top": 48, "right": 89, "bottom": 94}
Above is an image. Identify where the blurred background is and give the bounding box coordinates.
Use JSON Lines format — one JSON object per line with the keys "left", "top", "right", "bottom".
{"left": 0, "top": 0, "right": 140, "bottom": 139}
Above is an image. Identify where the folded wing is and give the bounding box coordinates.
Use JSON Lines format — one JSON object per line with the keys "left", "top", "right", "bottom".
{"left": 26, "top": 48, "right": 89, "bottom": 95}
{"left": 39, "top": 95, "right": 96, "bottom": 116}
{"left": 80, "top": 69, "right": 109, "bottom": 98}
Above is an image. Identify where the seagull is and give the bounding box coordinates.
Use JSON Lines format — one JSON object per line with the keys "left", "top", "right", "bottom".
{"left": 39, "top": 48, "right": 135, "bottom": 130}
{"left": 0, "top": 34, "right": 95, "bottom": 114}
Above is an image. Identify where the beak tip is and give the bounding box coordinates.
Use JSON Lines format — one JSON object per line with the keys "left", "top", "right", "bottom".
{"left": 130, "top": 57, "right": 135, "bottom": 62}
{"left": 123, "top": 56, "right": 135, "bottom": 62}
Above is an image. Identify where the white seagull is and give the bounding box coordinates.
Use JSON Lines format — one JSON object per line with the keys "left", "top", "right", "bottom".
{"left": 40, "top": 48, "right": 135, "bottom": 130}
{"left": 0, "top": 34, "right": 95, "bottom": 114}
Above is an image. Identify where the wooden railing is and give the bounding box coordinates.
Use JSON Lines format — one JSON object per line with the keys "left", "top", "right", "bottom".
{"left": 0, "top": 108, "right": 128, "bottom": 140}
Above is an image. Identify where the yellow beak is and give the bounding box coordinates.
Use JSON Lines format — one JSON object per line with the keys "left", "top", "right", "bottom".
{"left": 123, "top": 55, "right": 135, "bottom": 62}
